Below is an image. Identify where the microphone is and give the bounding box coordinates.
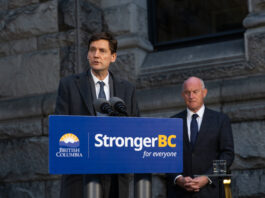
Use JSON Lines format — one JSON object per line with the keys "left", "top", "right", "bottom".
{"left": 109, "top": 97, "right": 128, "bottom": 116}
{"left": 94, "top": 98, "right": 117, "bottom": 116}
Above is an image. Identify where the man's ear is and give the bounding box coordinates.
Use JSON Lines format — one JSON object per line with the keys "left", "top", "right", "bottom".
{"left": 203, "top": 88, "right": 208, "bottom": 98}
{"left": 111, "top": 53, "right": 117, "bottom": 63}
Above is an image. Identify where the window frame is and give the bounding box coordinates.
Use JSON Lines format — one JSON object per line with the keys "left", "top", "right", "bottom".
{"left": 147, "top": 0, "right": 247, "bottom": 50}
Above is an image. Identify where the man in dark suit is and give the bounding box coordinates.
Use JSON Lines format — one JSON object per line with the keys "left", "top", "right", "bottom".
{"left": 55, "top": 32, "right": 139, "bottom": 198}
{"left": 167, "top": 76, "right": 234, "bottom": 198}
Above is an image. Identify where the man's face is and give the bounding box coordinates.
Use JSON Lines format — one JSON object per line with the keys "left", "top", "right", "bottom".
{"left": 87, "top": 39, "right": 116, "bottom": 73}
{"left": 181, "top": 78, "right": 207, "bottom": 113}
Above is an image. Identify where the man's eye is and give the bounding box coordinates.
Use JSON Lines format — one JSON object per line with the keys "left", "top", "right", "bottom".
{"left": 89, "top": 48, "right": 96, "bottom": 52}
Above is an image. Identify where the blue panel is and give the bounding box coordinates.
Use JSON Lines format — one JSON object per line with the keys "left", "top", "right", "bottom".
{"left": 49, "top": 115, "right": 183, "bottom": 174}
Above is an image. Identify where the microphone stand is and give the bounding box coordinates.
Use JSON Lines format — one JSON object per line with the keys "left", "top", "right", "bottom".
{"left": 85, "top": 99, "right": 152, "bottom": 198}
{"left": 134, "top": 174, "right": 152, "bottom": 198}
{"left": 84, "top": 101, "right": 119, "bottom": 198}
{"left": 113, "top": 103, "right": 152, "bottom": 198}
{"left": 84, "top": 175, "right": 102, "bottom": 198}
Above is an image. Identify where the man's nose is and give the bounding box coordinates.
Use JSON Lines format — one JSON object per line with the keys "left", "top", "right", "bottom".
{"left": 189, "top": 92, "right": 194, "bottom": 98}
{"left": 94, "top": 50, "right": 100, "bottom": 57}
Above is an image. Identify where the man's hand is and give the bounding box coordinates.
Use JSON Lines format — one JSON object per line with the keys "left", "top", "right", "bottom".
{"left": 176, "top": 176, "right": 209, "bottom": 192}
{"left": 176, "top": 176, "right": 198, "bottom": 192}
{"left": 192, "top": 176, "right": 209, "bottom": 188}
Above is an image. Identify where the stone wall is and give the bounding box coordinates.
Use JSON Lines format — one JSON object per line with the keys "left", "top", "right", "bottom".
{"left": 0, "top": 0, "right": 102, "bottom": 197}
{"left": 0, "top": 0, "right": 265, "bottom": 198}
{"left": 0, "top": 1, "right": 59, "bottom": 197}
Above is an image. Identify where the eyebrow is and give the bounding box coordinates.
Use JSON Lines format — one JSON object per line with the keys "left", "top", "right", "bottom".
{"left": 184, "top": 89, "right": 201, "bottom": 93}
{"left": 89, "top": 46, "right": 107, "bottom": 51}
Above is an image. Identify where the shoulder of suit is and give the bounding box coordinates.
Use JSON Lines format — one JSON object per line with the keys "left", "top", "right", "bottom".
{"left": 170, "top": 108, "right": 229, "bottom": 119}
{"left": 60, "top": 72, "right": 87, "bottom": 83}
{"left": 170, "top": 110, "right": 186, "bottom": 118}
{"left": 119, "top": 78, "right": 134, "bottom": 87}
{"left": 204, "top": 107, "right": 229, "bottom": 120}
{"left": 111, "top": 72, "right": 135, "bottom": 88}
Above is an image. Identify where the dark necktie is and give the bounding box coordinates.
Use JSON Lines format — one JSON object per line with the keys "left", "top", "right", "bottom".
{"left": 190, "top": 114, "right": 198, "bottom": 148}
{"left": 98, "top": 81, "right": 106, "bottom": 99}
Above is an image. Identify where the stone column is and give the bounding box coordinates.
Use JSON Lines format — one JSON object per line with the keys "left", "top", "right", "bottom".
{"left": 98, "top": 1, "right": 154, "bottom": 197}
{"left": 244, "top": 0, "right": 265, "bottom": 66}
{"left": 227, "top": 1, "right": 265, "bottom": 197}
{"left": 57, "top": 0, "right": 103, "bottom": 77}
{"left": 100, "top": 0, "right": 153, "bottom": 83}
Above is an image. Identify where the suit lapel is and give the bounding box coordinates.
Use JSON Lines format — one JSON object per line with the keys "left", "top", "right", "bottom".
{"left": 195, "top": 108, "right": 210, "bottom": 146}
{"left": 111, "top": 72, "right": 125, "bottom": 98}
{"left": 178, "top": 111, "right": 190, "bottom": 148}
{"left": 75, "top": 72, "right": 96, "bottom": 115}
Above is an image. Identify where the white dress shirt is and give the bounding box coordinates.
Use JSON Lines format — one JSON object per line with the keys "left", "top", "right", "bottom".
{"left": 186, "top": 105, "right": 205, "bottom": 141}
{"left": 174, "top": 105, "right": 212, "bottom": 185}
{"left": 91, "top": 70, "right": 110, "bottom": 100}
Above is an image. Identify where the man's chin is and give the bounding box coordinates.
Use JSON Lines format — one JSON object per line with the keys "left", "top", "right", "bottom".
{"left": 91, "top": 67, "right": 107, "bottom": 72}
{"left": 187, "top": 105, "right": 199, "bottom": 112}
{"left": 91, "top": 66, "right": 101, "bottom": 70}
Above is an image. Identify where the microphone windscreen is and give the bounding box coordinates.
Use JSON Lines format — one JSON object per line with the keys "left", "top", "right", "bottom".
{"left": 109, "top": 97, "right": 125, "bottom": 106}
{"left": 94, "top": 98, "right": 108, "bottom": 113}
{"left": 109, "top": 97, "right": 127, "bottom": 116}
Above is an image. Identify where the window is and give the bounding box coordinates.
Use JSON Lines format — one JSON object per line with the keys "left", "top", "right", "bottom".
{"left": 148, "top": 0, "right": 248, "bottom": 50}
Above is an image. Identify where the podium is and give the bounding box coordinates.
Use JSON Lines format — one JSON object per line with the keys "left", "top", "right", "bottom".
{"left": 49, "top": 115, "right": 183, "bottom": 197}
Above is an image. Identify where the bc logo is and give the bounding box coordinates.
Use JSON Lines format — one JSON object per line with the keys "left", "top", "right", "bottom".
{"left": 59, "top": 133, "right": 80, "bottom": 147}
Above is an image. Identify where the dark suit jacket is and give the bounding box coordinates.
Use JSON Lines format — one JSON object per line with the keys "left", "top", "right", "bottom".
{"left": 167, "top": 108, "right": 234, "bottom": 198}
{"left": 55, "top": 70, "right": 140, "bottom": 198}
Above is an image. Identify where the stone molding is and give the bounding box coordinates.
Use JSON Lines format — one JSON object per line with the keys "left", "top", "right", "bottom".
{"left": 137, "top": 74, "right": 265, "bottom": 122}
{"left": 138, "top": 51, "right": 265, "bottom": 90}
{"left": 138, "top": 59, "right": 257, "bottom": 89}
{"left": 117, "top": 35, "right": 153, "bottom": 51}
{"left": 0, "top": 118, "right": 42, "bottom": 139}
{"left": 243, "top": 12, "right": 265, "bottom": 28}
{"left": 248, "top": 0, "right": 265, "bottom": 13}
{"left": 0, "top": 92, "right": 56, "bottom": 121}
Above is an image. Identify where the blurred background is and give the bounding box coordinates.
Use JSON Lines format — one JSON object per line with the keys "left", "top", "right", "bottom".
{"left": 0, "top": 0, "right": 264, "bottom": 197}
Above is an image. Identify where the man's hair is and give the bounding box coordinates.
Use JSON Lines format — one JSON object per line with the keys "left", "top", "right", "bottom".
{"left": 182, "top": 76, "right": 206, "bottom": 91}
{"left": 88, "top": 32, "right": 117, "bottom": 54}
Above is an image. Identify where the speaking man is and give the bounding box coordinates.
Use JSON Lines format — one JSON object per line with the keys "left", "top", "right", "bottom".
{"left": 167, "top": 76, "right": 234, "bottom": 198}
{"left": 55, "top": 32, "right": 139, "bottom": 198}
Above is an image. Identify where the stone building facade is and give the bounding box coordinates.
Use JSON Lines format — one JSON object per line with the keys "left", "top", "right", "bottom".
{"left": 0, "top": 0, "right": 264, "bottom": 197}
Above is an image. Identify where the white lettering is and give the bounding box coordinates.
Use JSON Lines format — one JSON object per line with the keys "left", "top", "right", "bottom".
{"left": 116, "top": 137, "right": 124, "bottom": 147}
{"left": 152, "top": 152, "right": 177, "bottom": 158}
{"left": 152, "top": 137, "right": 158, "bottom": 147}
{"left": 94, "top": 134, "right": 160, "bottom": 151}
{"left": 124, "top": 137, "right": 134, "bottom": 147}
{"left": 134, "top": 137, "right": 142, "bottom": 151}
{"left": 95, "top": 134, "right": 103, "bottom": 147}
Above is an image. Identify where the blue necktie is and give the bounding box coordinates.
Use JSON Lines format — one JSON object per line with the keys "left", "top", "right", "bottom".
{"left": 190, "top": 114, "right": 198, "bottom": 148}
{"left": 98, "top": 81, "right": 106, "bottom": 99}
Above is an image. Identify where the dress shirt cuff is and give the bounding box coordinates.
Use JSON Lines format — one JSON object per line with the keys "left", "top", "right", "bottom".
{"left": 174, "top": 175, "right": 183, "bottom": 184}
{"left": 207, "top": 176, "right": 212, "bottom": 184}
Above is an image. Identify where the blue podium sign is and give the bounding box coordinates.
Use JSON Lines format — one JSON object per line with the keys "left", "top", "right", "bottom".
{"left": 49, "top": 115, "right": 183, "bottom": 174}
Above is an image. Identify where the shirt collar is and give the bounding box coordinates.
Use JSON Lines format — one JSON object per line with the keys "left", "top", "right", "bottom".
{"left": 187, "top": 105, "right": 205, "bottom": 118}
{"left": 91, "top": 70, "right": 109, "bottom": 86}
